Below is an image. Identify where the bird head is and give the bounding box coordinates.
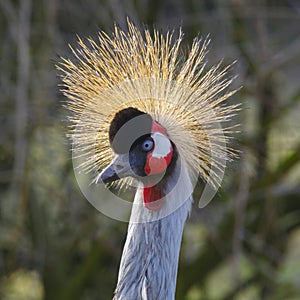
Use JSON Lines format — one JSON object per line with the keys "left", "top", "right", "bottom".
{"left": 98, "top": 107, "right": 176, "bottom": 210}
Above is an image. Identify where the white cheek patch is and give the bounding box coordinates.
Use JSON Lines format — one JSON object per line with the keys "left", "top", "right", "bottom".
{"left": 151, "top": 132, "right": 172, "bottom": 158}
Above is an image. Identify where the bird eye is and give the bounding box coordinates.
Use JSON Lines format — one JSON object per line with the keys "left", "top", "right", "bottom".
{"left": 142, "top": 138, "right": 154, "bottom": 152}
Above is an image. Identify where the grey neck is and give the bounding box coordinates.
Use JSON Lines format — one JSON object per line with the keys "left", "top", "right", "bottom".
{"left": 113, "top": 161, "right": 194, "bottom": 300}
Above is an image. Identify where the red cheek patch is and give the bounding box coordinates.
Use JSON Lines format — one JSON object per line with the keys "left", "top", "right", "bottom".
{"left": 143, "top": 121, "right": 173, "bottom": 210}
{"left": 144, "top": 127, "right": 173, "bottom": 175}
{"left": 151, "top": 121, "right": 168, "bottom": 136}
{"left": 145, "top": 153, "right": 171, "bottom": 175}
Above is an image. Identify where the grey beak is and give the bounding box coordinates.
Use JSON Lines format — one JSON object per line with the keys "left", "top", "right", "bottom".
{"left": 96, "top": 154, "right": 133, "bottom": 184}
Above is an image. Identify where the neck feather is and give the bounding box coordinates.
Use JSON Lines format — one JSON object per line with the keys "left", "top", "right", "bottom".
{"left": 113, "top": 161, "right": 193, "bottom": 300}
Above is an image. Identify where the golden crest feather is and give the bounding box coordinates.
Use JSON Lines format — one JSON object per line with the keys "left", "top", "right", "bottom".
{"left": 57, "top": 20, "right": 239, "bottom": 189}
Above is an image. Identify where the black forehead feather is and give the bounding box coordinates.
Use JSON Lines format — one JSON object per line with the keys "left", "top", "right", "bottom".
{"left": 109, "top": 107, "right": 153, "bottom": 153}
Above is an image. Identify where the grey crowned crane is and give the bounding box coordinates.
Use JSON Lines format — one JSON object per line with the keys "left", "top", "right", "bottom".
{"left": 58, "top": 21, "right": 238, "bottom": 300}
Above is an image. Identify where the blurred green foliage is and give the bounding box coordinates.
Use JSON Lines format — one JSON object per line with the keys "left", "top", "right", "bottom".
{"left": 0, "top": 0, "right": 300, "bottom": 299}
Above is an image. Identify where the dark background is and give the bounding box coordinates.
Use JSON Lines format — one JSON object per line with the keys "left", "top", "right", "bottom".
{"left": 1, "top": 0, "right": 300, "bottom": 299}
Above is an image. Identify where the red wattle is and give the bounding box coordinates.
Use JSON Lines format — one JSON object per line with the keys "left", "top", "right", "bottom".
{"left": 143, "top": 186, "right": 164, "bottom": 210}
